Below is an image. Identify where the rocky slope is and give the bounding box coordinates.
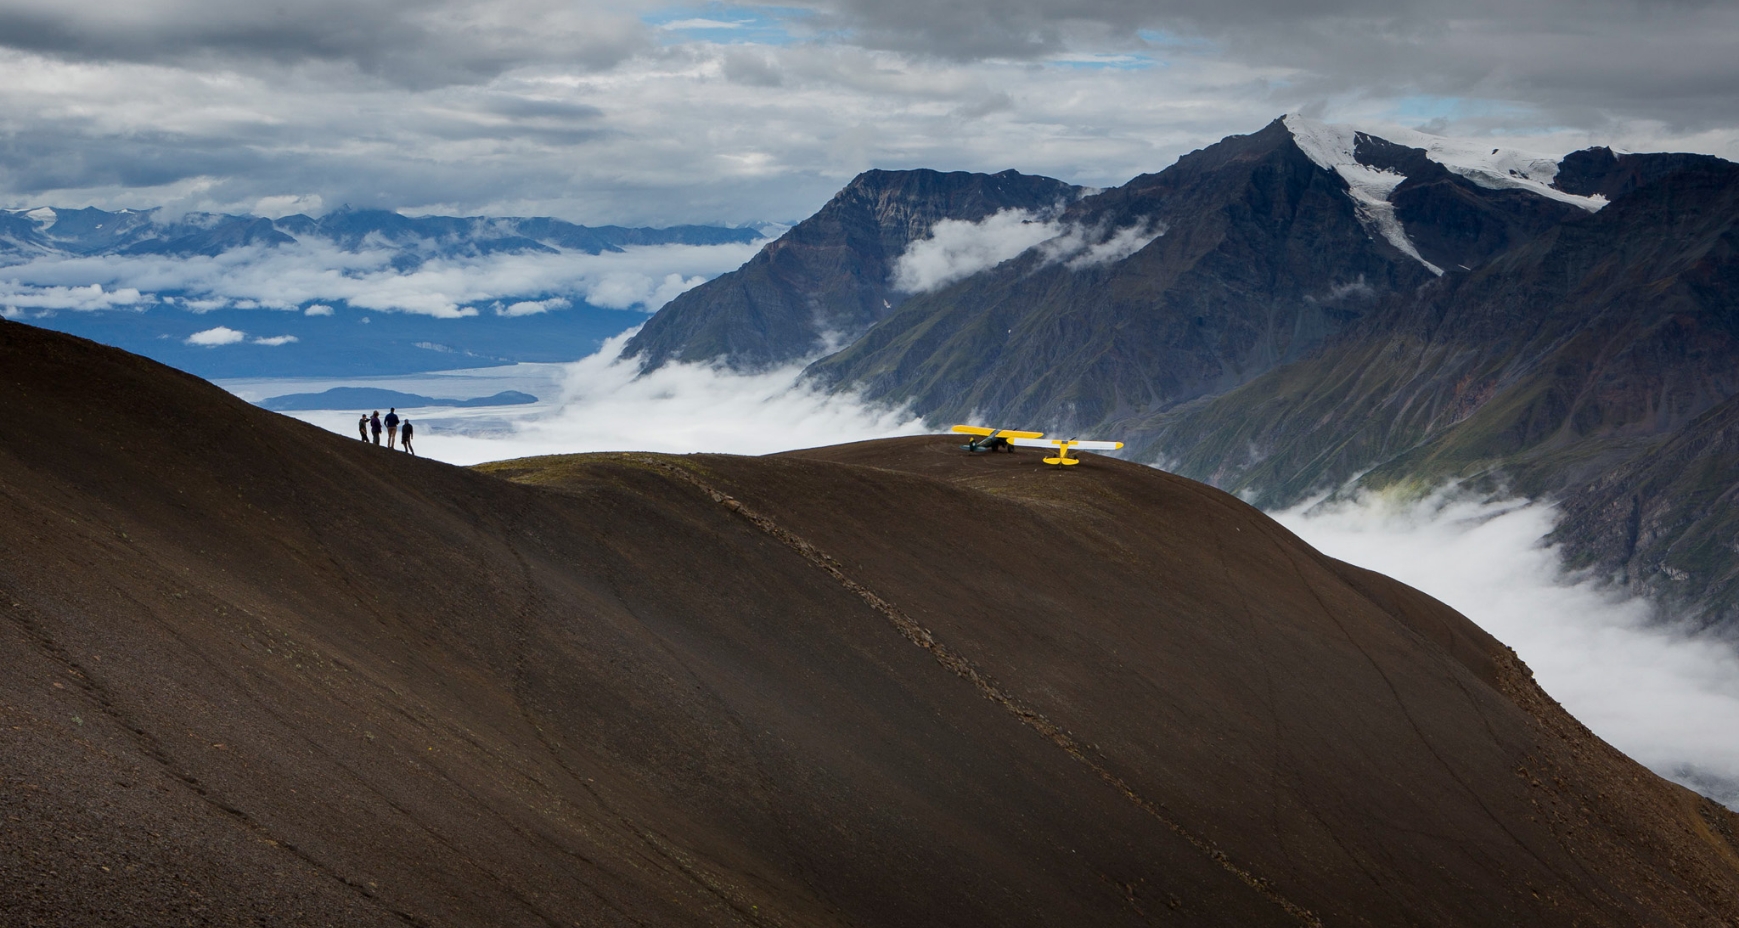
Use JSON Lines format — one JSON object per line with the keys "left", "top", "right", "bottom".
{"left": 1147, "top": 151, "right": 1739, "bottom": 626}
{"left": 622, "top": 168, "right": 1082, "bottom": 369}
{"left": 803, "top": 119, "right": 1498, "bottom": 428}
{"left": 6, "top": 319, "right": 1739, "bottom": 926}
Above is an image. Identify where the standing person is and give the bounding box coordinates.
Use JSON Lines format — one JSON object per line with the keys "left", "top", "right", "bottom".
{"left": 357, "top": 414, "right": 369, "bottom": 441}
{"left": 384, "top": 408, "right": 400, "bottom": 450}
{"left": 369, "top": 410, "right": 382, "bottom": 446}
{"left": 400, "top": 419, "right": 414, "bottom": 456}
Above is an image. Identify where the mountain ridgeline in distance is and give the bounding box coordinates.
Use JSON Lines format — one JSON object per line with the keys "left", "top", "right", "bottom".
{"left": 4, "top": 319, "right": 1739, "bottom": 925}
{"left": 0, "top": 205, "right": 763, "bottom": 266}
{"left": 630, "top": 116, "right": 1739, "bottom": 632}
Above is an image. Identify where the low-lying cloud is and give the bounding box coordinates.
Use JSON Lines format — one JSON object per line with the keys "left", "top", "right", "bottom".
{"left": 892, "top": 209, "right": 1059, "bottom": 293}
{"left": 1038, "top": 217, "right": 1167, "bottom": 270}
{"left": 1275, "top": 489, "right": 1739, "bottom": 809}
{"left": 1, "top": 239, "right": 763, "bottom": 318}
{"left": 0, "top": 281, "right": 147, "bottom": 312}
{"left": 274, "top": 330, "right": 928, "bottom": 463}
{"left": 892, "top": 210, "right": 1167, "bottom": 293}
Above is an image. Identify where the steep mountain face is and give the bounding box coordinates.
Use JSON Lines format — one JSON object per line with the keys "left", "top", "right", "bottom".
{"left": 800, "top": 118, "right": 1582, "bottom": 430}
{"left": 621, "top": 169, "right": 1082, "bottom": 370}
{"left": 1553, "top": 147, "right": 1732, "bottom": 201}
{"left": 1148, "top": 155, "right": 1739, "bottom": 625}
{"left": 1554, "top": 392, "right": 1739, "bottom": 619}
{"left": 5, "top": 320, "right": 1739, "bottom": 926}
{"left": 0, "top": 205, "right": 760, "bottom": 264}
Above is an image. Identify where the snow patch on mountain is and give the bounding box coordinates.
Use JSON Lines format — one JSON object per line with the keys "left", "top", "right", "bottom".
{"left": 1377, "top": 128, "right": 1608, "bottom": 212}
{"left": 1284, "top": 115, "right": 1444, "bottom": 276}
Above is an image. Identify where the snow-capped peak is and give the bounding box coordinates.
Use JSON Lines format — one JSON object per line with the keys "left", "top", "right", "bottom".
{"left": 1282, "top": 114, "right": 1443, "bottom": 276}
{"left": 1283, "top": 114, "right": 1605, "bottom": 214}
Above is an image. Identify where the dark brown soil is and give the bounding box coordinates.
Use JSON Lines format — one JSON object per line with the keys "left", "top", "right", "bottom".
{"left": 3, "top": 318, "right": 1738, "bottom": 926}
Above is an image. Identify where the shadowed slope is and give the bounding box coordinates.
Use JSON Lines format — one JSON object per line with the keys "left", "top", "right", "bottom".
{"left": 2, "top": 318, "right": 1738, "bottom": 926}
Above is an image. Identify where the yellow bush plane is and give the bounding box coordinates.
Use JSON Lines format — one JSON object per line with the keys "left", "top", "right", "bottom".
{"left": 950, "top": 424, "right": 1044, "bottom": 453}
{"left": 951, "top": 424, "right": 1124, "bottom": 465}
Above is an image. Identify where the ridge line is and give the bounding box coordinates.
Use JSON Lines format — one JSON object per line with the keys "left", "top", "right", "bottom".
{"left": 633, "top": 455, "right": 1324, "bottom": 928}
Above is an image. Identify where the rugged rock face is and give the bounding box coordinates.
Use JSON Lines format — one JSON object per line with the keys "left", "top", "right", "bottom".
{"left": 801, "top": 120, "right": 1437, "bottom": 429}
{"left": 1552, "top": 147, "right": 1732, "bottom": 201}
{"left": 1553, "top": 392, "right": 1739, "bottom": 621}
{"left": 622, "top": 168, "right": 1083, "bottom": 370}
{"left": 6, "top": 319, "right": 1739, "bottom": 926}
{"left": 1148, "top": 154, "right": 1739, "bottom": 626}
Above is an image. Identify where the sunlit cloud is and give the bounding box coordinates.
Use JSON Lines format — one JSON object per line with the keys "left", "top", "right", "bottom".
{"left": 186, "top": 325, "right": 246, "bottom": 346}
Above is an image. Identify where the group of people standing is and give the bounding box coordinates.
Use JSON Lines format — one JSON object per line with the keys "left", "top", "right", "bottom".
{"left": 360, "top": 408, "right": 415, "bottom": 454}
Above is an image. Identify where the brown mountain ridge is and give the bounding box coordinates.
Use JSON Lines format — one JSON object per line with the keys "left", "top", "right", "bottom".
{"left": 3, "top": 317, "right": 1738, "bottom": 926}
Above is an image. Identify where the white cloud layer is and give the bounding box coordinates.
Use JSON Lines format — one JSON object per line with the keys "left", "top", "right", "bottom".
{"left": 892, "top": 209, "right": 1168, "bottom": 293}
{"left": 1275, "top": 490, "right": 1739, "bottom": 809}
{"left": 0, "top": 239, "right": 762, "bottom": 317}
{"left": 1039, "top": 217, "right": 1167, "bottom": 270}
{"left": 892, "top": 209, "right": 1058, "bottom": 293}
{"left": 0, "top": 281, "right": 148, "bottom": 312}
{"left": 276, "top": 330, "right": 927, "bottom": 461}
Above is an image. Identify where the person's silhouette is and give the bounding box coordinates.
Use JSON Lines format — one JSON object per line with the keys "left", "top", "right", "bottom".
{"left": 384, "top": 408, "right": 400, "bottom": 450}
{"left": 400, "top": 420, "right": 414, "bottom": 456}
{"left": 357, "top": 414, "right": 368, "bottom": 441}
{"left": 369, "top": 411, "right": 382, "bottom": 445}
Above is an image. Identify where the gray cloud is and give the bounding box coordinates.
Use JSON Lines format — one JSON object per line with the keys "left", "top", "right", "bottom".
{"left": 0, "top": 0, "right": 652, "bottom": 88}
{"left": 809, "top": 0, "right": 1739, "bottom": 132}
{"left": 0, "top": 1, "right": 1735, "bottom": 228}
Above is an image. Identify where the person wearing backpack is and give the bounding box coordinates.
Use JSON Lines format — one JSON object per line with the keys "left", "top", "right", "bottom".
{"left": 358, "top": 414, "right": 369, "bottom": 441}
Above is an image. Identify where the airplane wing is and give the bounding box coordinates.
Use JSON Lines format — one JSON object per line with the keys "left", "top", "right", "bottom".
{"left": 1010, "top": 438, "right": 1124, "bottom": 450}
{"left": 951, "top": 425, "right": 1046, "bottom": 439}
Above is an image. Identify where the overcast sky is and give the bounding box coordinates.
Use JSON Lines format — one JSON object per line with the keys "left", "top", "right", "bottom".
{"left": 3, "top": 0, "right": 1737, "bottom": 226}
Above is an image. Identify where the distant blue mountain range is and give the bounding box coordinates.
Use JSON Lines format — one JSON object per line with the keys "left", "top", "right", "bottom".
{"left": 0, "top": 205, "right": 762, "bottom": 267}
